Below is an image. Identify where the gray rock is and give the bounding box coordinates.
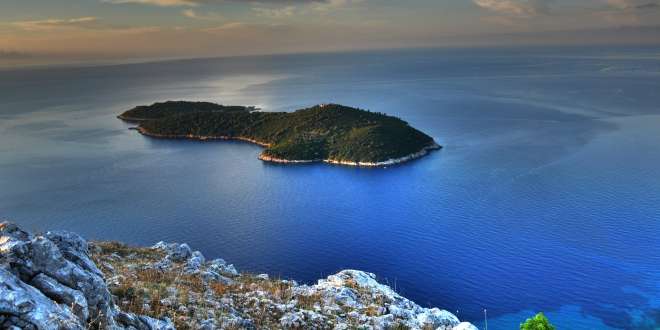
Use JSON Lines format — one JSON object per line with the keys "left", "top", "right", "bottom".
{"left": 372, "top": 314, "right": 395, "bottom": 328}
{"left": 207, "top": 259, "right": 239, "bottom": 277}
{"left": 171, "top": 243, "right": 192, "bottom": 261}
{"left": 184, "top": 251, "right": 205, "bottom": 273}
{"left": 151, "top": 241, "right": 169, "bottom": 250}
{"left": 30, "top": 273, "right": 89, "bottom": 322}
{"left": 199, "top": 318, "right": 216, "bottom": 330}
{"left": 152, "top": 257, "right": 173, "bottom": 270}
{"left": 416, "top": 308, "right": 460, "bottom": 329}
{"left": 218, "top": 315, "right": 254, "bottom": 329}
{"left": 280, "top": 311, "right": 305, "bottom": 328}
{"left": 192, "top": 250, "right": 205, "bottom": 263}
{"left": 138, "top": 315, "right": 175, "bottom": 330}
{"left": 209, "top": 258, "right": 226, "bottom": 266}
{"left": 152, "top": 241, "right": 192, "bottom": 261}
{"left": 201, "top": 270, "right": 235, "bottom": 285}
{"left": 0, "top": 221, "right": 173, "bottom": 330}
{"left": 256, "top": 273, "right": 269, "bottom": 280}
{"left": 0, "top": 267, "right": 83, "bottom": 330}
{"left": 46, "top": 230, "right": 103, "bottom": 277}
{"left": 333, "top": 287, "right": 358, "bottom": 307}
{"left": 452, "top": 322, "right": 479, "bottom": 330}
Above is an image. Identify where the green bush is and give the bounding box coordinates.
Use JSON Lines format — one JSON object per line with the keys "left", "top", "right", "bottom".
{"left": 520, "top": 312, "right": 555, "bottom": 330}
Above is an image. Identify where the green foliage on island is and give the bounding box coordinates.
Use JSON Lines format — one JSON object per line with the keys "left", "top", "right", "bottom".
{"left": 120, "top": 102, "right": 438, "bottom": 163}
{"left": 520, "top": 312, "right": 555, "bottom": 330}
{"left": 118, "top": 101, "right": 252, "bottom": 121}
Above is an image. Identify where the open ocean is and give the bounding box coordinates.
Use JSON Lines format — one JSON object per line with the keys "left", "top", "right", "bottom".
{"left": 1, "top": 46, "right": 659, "bottom": 329}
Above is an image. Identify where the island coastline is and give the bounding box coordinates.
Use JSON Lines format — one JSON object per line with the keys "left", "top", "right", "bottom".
{"left": 259, "top": 142, "right": 441, "bottom": 167}
{"left": 135, "top": 126, "right": 441, "bottom": 167}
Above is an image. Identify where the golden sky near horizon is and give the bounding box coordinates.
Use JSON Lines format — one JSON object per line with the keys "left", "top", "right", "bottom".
{"left": 1, "top": 0, "right": 659, "bottom": 64}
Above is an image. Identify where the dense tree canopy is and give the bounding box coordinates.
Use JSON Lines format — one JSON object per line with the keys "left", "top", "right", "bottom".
{"left": 119, "top": 102, "right": 438, "bottom": 163}
{"left": 118, "top": 101, "right": 252, "bottom": 121}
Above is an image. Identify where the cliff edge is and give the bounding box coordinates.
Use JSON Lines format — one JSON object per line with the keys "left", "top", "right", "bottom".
{"left": 0, "top": 222, "right": 476, "bottom": 330}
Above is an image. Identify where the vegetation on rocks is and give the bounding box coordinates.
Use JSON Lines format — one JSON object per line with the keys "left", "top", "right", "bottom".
{"left": 91, "top": 240, "right": 475, "bottom": 329}
{"left": 520, "top": 313, "right": 555, "bottom": 330}
{"left": 0, "top": 221, "right": 478, "bottom": 329}
{"left": 117, "top": 101, "right": 253, "bottom": 122}
{"left": 118, "top": 102, "right": 439, "bottom": 165}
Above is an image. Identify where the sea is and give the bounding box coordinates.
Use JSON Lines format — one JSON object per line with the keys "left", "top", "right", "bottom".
{"left": 1, "top": 46, "right": 659, "bottom": 329}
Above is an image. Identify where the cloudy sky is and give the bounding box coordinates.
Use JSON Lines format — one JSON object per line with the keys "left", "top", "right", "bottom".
{"left": 1, "top": 0, "right": 659, "bottom": 64}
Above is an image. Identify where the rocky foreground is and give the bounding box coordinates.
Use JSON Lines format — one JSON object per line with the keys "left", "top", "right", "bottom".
{"left": 0, "top": 222, "right": 477, "bottom": 330}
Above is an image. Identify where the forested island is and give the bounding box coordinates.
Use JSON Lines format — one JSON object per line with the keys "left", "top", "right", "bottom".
{"left": 118, "top": 101, "right": 440, "bottom": 166}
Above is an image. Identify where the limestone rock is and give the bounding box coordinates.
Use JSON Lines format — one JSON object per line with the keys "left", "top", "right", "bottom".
{"left": 0, "top": 267, "right": 83, "bottom": 330}
{"left": 0, "top": 221, "right": 173, "bottom": 330}
{"left": 453, "top": 322, "right": 479, "bottom": 330}
{"left": 30, "top": 273, "right": 89, "bottom": 322}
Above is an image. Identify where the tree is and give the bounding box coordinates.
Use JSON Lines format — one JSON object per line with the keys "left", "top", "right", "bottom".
{"left": 520, "top": 312, "right": 555, "bottom": 330}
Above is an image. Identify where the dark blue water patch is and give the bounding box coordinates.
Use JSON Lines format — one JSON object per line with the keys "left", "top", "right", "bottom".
{"left": 1, "top": 46, "right": 659, "bottom": 329}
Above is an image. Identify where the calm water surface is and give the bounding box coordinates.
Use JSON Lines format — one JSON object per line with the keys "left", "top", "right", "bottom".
{"left": 1, "top": 47, "right": 659, "bottom": 329}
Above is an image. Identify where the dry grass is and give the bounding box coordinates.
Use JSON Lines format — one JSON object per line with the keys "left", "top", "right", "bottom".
{"left": 344, "top": 278, "right": 360, "bottom": 290}
{"left": 391, "top": 322, "right": 412, "bottom": 330}
{"left": 93, "top": 241, "right": 164, "bottom": 260}
{"left": 296, "top": 292, "right": 324, "bottom": 310}
{"left": 90, "top": 242, "right": 303, "bottom": 329}
{"left": 363, "top": 305, "right": 381, "bottom": 317}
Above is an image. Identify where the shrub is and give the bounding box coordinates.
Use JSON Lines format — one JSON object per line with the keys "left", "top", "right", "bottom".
{"left": 520, "top": 312, "right": 555, "bottom": 330}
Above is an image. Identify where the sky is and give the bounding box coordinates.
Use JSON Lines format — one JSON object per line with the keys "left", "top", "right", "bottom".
{"left": 1, "top": 0, "right": 659, "bottom": 65}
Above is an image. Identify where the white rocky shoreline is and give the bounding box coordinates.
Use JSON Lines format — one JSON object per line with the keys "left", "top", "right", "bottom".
{"left": 134, "top": 127, "right": 273, "bottom": 147}
{"left": 132, "top": 127, "right": 441, "bottom": 167}
{"left": 0, "top": 221, "right": 477, "bottom": 330}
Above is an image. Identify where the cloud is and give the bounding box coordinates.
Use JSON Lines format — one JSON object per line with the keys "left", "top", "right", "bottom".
{"left": 103, "top": 0, "right": 199, "bottom": 6}
{"left": 202, "top": 21, "right": 249, "bottom": 32}
{"left": 606, "top": 0, "right": 659, "bottom": 10}
{"left": 103, "top": 0, "right": 344, "bottom": 7}
{"left": 182, "top": 9, "right": 224, "bottom": 20}
{"left": 12, "top": 17, "right": 100, "bottom": 31}
{"left": 597, "top": 0, "right": 660, "bottom": 24}
{"left": 473, "top": 0, "right": 551, "bottom": 18}
{"left": 311, "top": 0, "right": 364, "bottom": 12}
{"left": 252, "top": 6, "right": 297, "bottom": 18}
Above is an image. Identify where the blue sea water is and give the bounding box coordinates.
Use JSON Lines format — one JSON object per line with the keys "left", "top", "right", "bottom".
{"left": 1, "top": 46, "right": 660, "bottom": 329}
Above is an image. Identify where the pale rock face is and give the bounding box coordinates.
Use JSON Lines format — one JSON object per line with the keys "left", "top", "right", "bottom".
{"left": 307, "top": 269, "right": 475, "bottom": 330}
{"left": 0, "top": 267, "right": 83, "bottom": 330}
{"left": 184, "top": 250, "right": 206, "bottom": 273}
{"left": 30, "top": 273, "right": 89, "bottom": 322}
{"left": 151, "top": 242, "right": 241, "bottom": 281}
{"left": 201, "top": 270, "right": 235, "bottom": 285}
{"left": 280, "top": 310, "right": 327, "bottom": 328}
{"left": 46, "top": 230, "right": 103, "bottom": 277}
{"left": 256, "top": 273, "right": 269, "bottom": 280}
{"left": 416, "top": 308, "right": 461, "bottom": 329}
{"left": 172, "top": 243, "right": 193, "bottom": 261}
{"left": 207, "top": 258, "right": 239, "bottom": 277}
{"left": 0, "top": 222, "right": 174, "bottom": 330}
{"left": 151, "top": 241, "right": 193, "bottom": 262}
{"left": 453, "top": 322, "right": 480, "bottom": 330}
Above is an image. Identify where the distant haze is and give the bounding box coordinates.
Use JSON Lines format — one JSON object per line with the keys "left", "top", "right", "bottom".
{"left": 1, "top": 0, "right": 660, "bottom": 65}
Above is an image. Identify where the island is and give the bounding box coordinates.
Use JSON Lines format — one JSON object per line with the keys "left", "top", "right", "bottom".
{"left": 118, "top": 101, "right": 441, "bottom": 166}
